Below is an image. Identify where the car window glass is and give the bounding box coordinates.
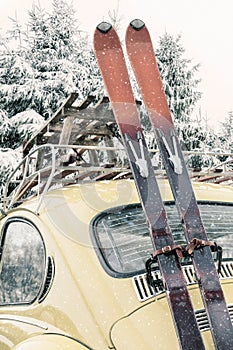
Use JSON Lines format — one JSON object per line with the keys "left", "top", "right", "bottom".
{"left": 93, "top": 203, "right": 233, "bottom": 276}
{"left": 0, "top": 220, "right": 46, "bottom": 305}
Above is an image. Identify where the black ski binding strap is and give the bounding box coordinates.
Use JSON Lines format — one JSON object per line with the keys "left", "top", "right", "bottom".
{"left": 146, "top": 257, "right": 164, "bottom": 290}
{"left": 125, "top": 132, "right": 149, "bottom": 178}
{"left": 146, "top": 244, "right": 183, "bottom": 290}
{"left": 211, "top": 243, "right": 223, "bottom": 274}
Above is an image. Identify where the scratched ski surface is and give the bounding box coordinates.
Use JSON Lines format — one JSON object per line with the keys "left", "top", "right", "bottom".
{"left": 94, "top": 22, "right": 205, "bottom": 350}
{"left": 126, "top": 19, "right": 233, "bottom": 349}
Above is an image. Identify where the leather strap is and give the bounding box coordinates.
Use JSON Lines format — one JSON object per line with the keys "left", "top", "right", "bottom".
{"left": 151, "top": 238, "right": 216, "bottom": 261}
{"left": 186, "top": 238, "right": 216, "bottom": 255}
{"left": 152, "top": 244, "right": 184, "bottom": 259}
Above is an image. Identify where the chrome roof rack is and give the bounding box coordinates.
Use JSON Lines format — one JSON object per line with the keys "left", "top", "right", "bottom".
{"left": 2, "top": 93, "right": 233, "bottom": 214}
{"left": 2, "top": 94, "right": 143, "bottom": 213}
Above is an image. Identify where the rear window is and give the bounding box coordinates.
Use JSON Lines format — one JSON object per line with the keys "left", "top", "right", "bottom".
{"left": 92, "top": 203, "right": 233, "bottom": 277}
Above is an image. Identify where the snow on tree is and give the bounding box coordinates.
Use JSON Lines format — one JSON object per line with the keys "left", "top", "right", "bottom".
{"left": 24, "top": 0, "right": 103, "bottom": 118}
{"left": 156, "top": 33, "right": 201, "bottom": 124}
{"left": 0, "top": 29, "right": 10, "bottom": 51}
{"left": 133, "top": 31, "right": 205, "bottom": 167}
{"left": 176, "top": 119, "right": 221, "bottom": 169}
{"left": 24, "top": 2, "right": 77, "bottom": 117}
{"left": 0, "top": 108, "right": 44, "bottom": 195}
{"left": 0, "top": 53, "right": 35, "bottom": 117}
{"left": 0, "top": 109, "right": 13, "bottom": 147}
{"left": 127, "top": 32, "right": 203, "bottom": 149}
{"left": 11, "top": 110, "right": 44, "bottom": 142}
{"left": 0, "top": 108, "right": 43, "bottom": 150}
{"left": 0, "top": 147, "right": 22, "bottom": 197}
{"left": 0, "top": 0, "right": 103, "bottom": 121}
{"left": 219, "top": 111, "right": 233, "bottom": 152}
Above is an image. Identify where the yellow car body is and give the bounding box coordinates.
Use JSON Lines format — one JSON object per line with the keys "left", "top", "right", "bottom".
{"left": 0, "top": 179, "right": 233, "bottom": 349}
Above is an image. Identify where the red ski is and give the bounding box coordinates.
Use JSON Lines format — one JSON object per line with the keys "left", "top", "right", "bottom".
{"left": 126, "top": 18, "right": 233, "bottom": 349}
{"left": 94, "top": 22, "right": 205, "bottom": 350}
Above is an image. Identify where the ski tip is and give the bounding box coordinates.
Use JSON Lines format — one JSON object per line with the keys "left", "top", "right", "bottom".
{"left": 130, "top": 19, "right": 145, "bottom": 31}
{"left": 96, "top": 22, "right": 112, "bottom": 34}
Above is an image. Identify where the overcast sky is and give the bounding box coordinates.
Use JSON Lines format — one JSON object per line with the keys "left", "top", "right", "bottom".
{"left": 1, "top": 0, "right": 233, "bottom": 129}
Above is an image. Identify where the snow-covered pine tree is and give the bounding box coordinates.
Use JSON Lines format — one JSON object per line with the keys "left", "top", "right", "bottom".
{"left": 0, "top": 52, "right": 35, "bottom": 117}
{"left": 131, "top": 32, "right": 202, "bottom": 137}
{"left": 0, "top": 39, "right": 45, "bottom": 195}
{"left": 0, "top": 109, "right": 13, "bottom": 148}
{"left": 177, "top": 119, "right": 220, "bottom": 169}
{"left": 154, "top": 33, "right": 221, "bottom": 170}
{"left": 134, "top": 32, "right": 205, "bottom": 168}
{"left": 25, "top": 1, "right": 75, "bottom": 118}
{"left": 156, "top": 33, "right": 201, "bottom": 124}
{"left": 220, "top": 111, "right": 233, "bottom": 152}
{"left": 0, "top": 107, "right": 44, "bottom": 196}
{"left": 25, "top": 0, "right": 103, "bottom": 119}
{"left": 0, "top": 28, "right": 10, "bottom": 51}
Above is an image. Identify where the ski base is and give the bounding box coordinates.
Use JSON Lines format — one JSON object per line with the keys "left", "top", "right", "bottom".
{"left": 126, "top": 19, "right": 233, "bottom": 349}
{"left": 94, "top": 22, "right": 205, "bottom": 350}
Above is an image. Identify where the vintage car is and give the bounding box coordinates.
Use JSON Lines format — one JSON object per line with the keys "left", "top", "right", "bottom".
{"left": 0, "top": 95, "right": 233, "bottom": 349}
